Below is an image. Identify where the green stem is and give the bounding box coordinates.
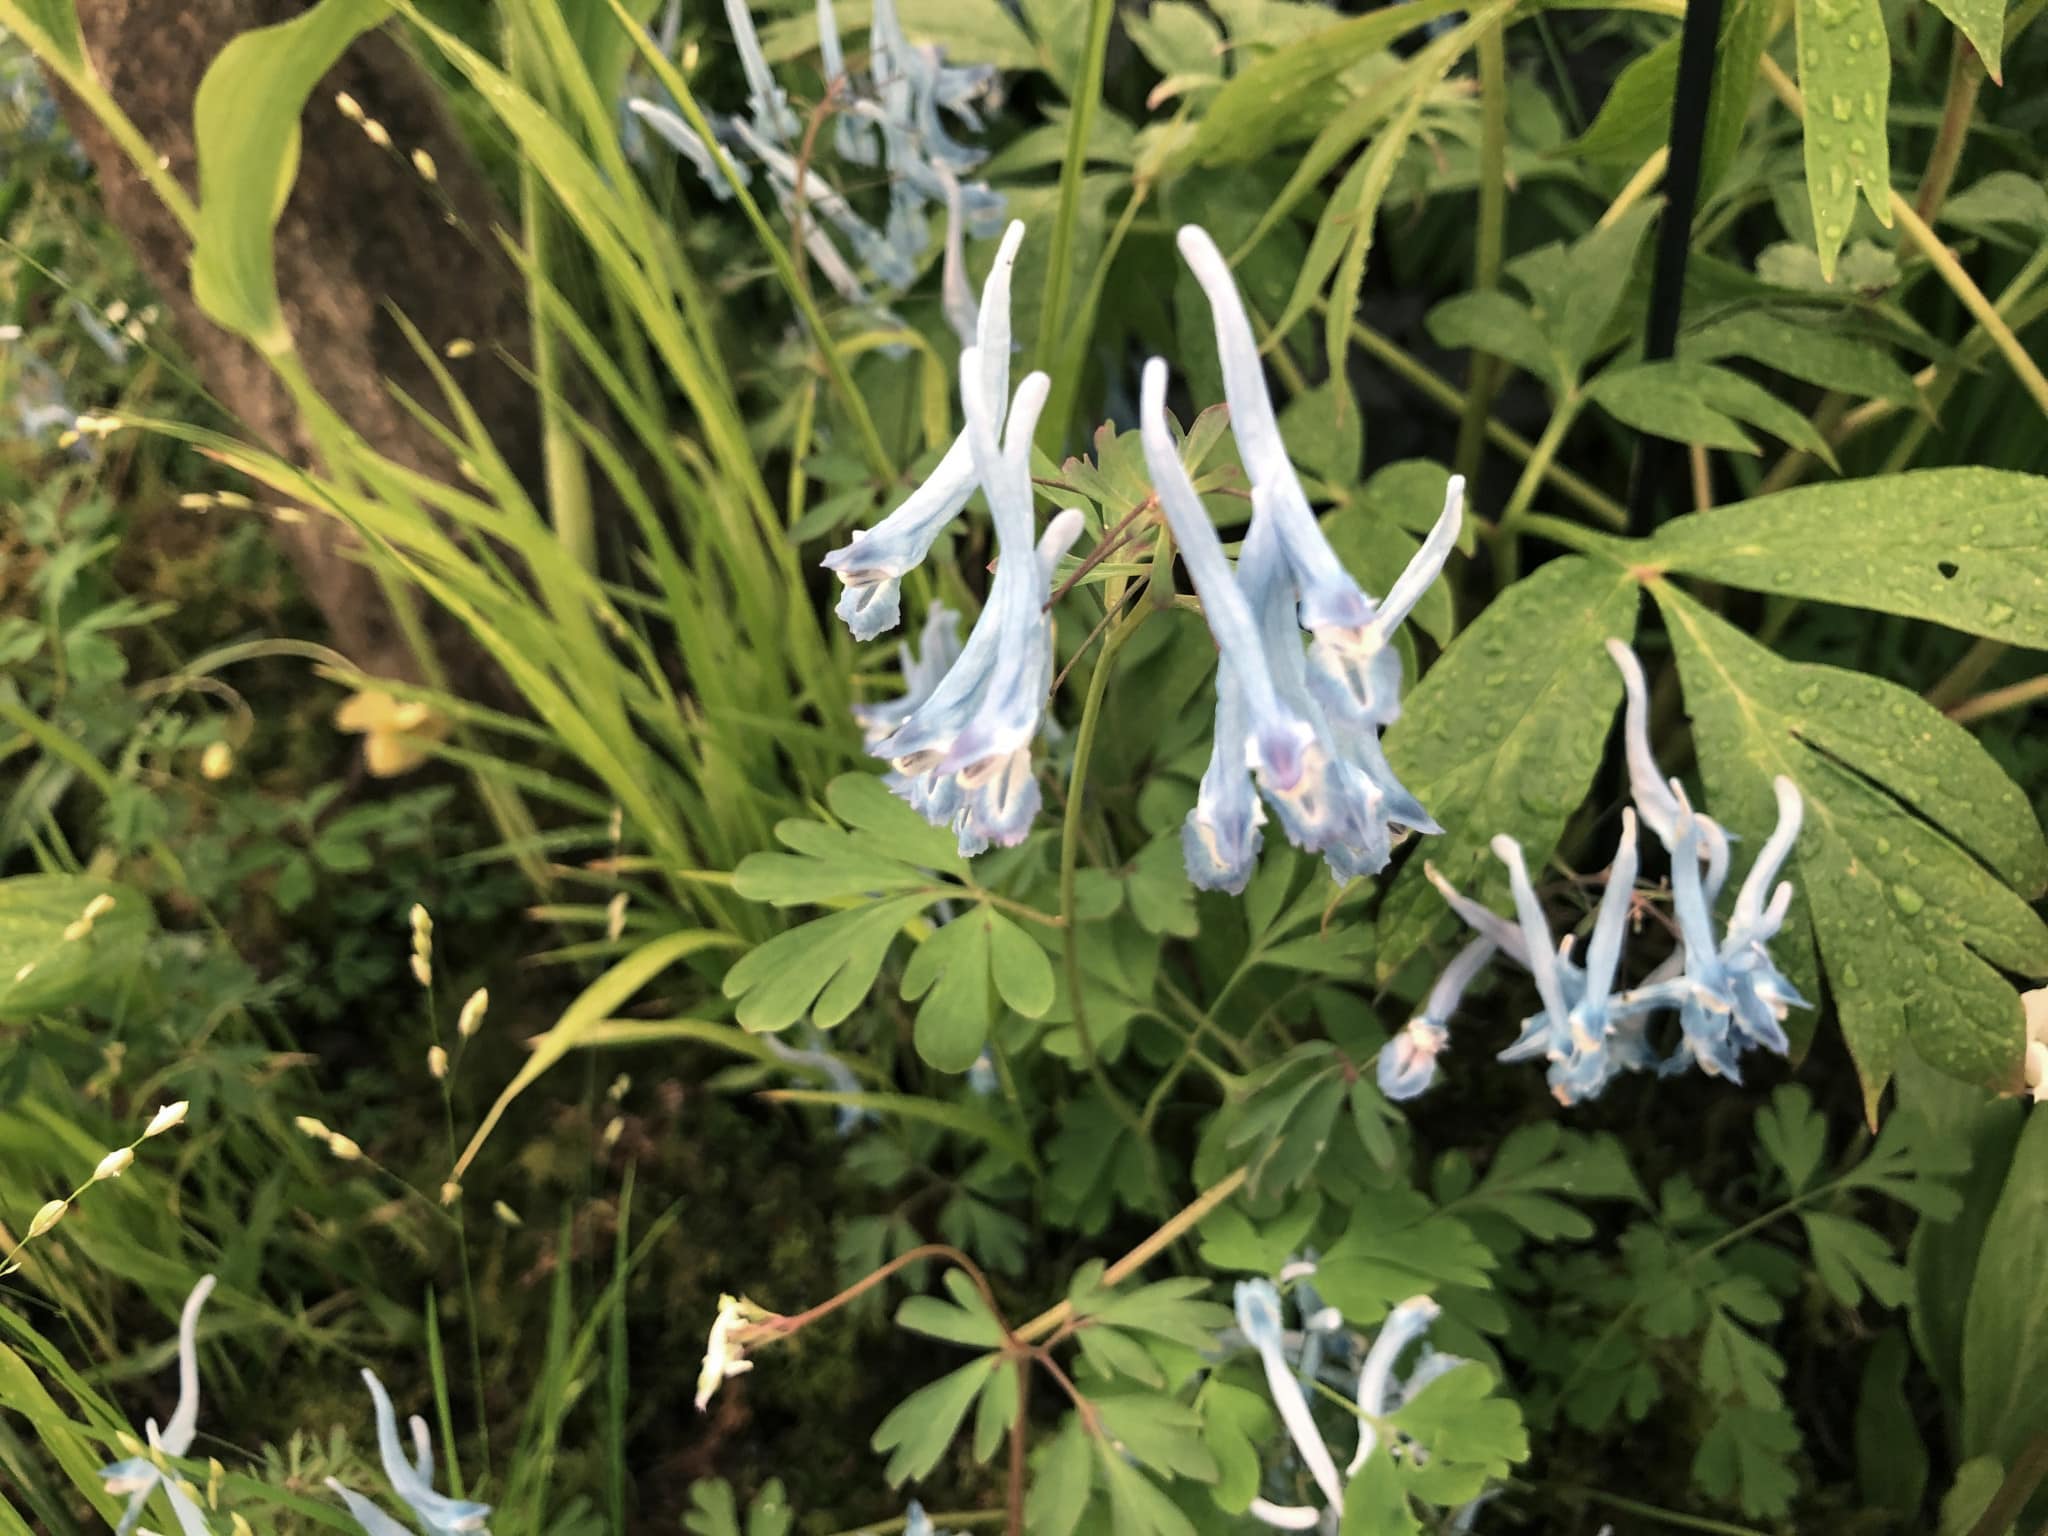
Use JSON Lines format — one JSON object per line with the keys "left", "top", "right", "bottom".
{"left": 1946, "top": 671, "right": 2048, "bottom": 726}
{"left": 1494, "top": 393, "right": 1584, "bottom": 584}
{"left": 1453, "top": 22, "right": 1510, "bottom": 484}
{"left": 1926, "top": 635, "right": 2006, "bottom": 710}
{"left": 1914, "top": 35, "right": 1983, "bottom": 224}
{"left": 520, "top": 140, "right": 597, "bottom": 573}
{"left": 1033, "top": 0, "right": 1119, "bottom": 402}
{"left": 1543, "top": 1483, "right": 1773, "bottom": 1536}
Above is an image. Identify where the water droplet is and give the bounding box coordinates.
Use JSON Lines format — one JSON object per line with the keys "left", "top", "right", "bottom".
{"left": 1772, "top": 569, "right": 1795, "bottom": 588}
{"left": 1863, "top": 92, "right": 1878, "bottom": 117}
{"left": 1891, "top": 884, "right": 1925, "bottom": 916}
{"left": 1987, "top": 599, "right": 2016, "bottom": 626}
{"left": 1847, "top": 30, "right": 1863, "bottom": 46}
{"left": 1850, "top": 137, "right": 1867, "bottom": 155}
{"left": 1831, "top": 95, "right": 1853, "bottom": 121}
{"left": 1840, "top": 962, "right": 1862, "bottom": 989}
{"left": 1875, "top": 836, "right": 1892, "bottom": 855}
{"left": 1829, "top": 166, "right": 1848, "bottom": 196}
{"left": 1795, "top": 683, "right": 1821, "bottom": 706}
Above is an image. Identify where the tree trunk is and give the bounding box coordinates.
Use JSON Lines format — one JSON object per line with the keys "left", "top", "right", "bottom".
{"left": 56, "top": 1, "right": 542, "bottom": 692}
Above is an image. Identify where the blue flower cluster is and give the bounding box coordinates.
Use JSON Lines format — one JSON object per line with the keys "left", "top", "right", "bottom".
{"left": 97, "top": 1275, "right": 217, "bottom": 1536}
{"left": 825, "top": 222, "right": 1465, "bottom": 871}
{"left": 327, "top": 1370, "right": 492, "bottom": 1535}
{"left": 627, "top": 0, "right": 1001, "bottom": 334}
{"left": 1230, "top": 1267, "right": 1485, "bottom": 1532}
{"left": 1395, "top": 639, "right": 1807, "bottom": 1106}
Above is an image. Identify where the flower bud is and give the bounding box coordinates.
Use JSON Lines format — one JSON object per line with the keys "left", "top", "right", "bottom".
{"left": 427, "top": 1045, "right": 449, "bottom": 1080}
{"left": 326, "top": 1134, "right": 362, "bottom": 1162}
{"left": 439, "top": 1180, "right": 462, "bottom": 1206}
{"left": 411, "top": 148, "right": 438, "bottom": 182}
{"left": 82, "top": 894, "right": 116, "bottom": 923}
{"left": 293, "top": 1114, "right": 330, "bottom": 1140}
{"left": 200, "top": 741, "right": 234, "bottom": 780}
{"left": 144, "top": 1102, "right": 189, "bottom": 1137}
{"left": 491, "top": 1200, "right": 522, "bottom": 1228}
{"left": 334, "top": 91, "right": 365, "bottom": 121}
{"left": 27, "top": 1199, "right": 67, "bottom": 1238}
{"left": 410, "top": 953, "right": 433, "bottom": 988}
{"left": 458, "top": 988, "right": 488, "bottom": 1037}
{"left": 92, "top": 1147, "right": 134, "bottom": 1182}
{"left": 362, "top": 118, "right": 392, "bottom": 148}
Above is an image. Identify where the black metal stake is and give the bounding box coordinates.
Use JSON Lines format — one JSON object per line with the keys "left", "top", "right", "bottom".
{"left": 1624, "top": 0, "right": 1728, "bottom": 533}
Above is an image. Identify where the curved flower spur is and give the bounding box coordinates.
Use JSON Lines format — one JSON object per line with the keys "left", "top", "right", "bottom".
{"left": 1141, "top": 225, "right": 1464, "bottom": 893}
{"left": 98, "top": 1274, "right": 217, "bottom": 1536}
{"left": 1409, "top": 640, "right": 1808, "bottom": 1104}
{"left": 327, "top": 1368, "right": 492, "bottom": 1535}
{"left": 823, "top": 220, "right": 1027, "bottom": 641}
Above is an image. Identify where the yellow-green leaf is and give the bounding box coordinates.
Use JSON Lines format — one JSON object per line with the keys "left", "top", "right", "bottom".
{"left": 1794, "top": 0, "right": 1893, "bottom": 281}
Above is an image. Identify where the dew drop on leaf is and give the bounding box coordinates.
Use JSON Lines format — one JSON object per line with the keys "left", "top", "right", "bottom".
{"left": 1891, "top": 884, "right": 1925, "bottom": 917}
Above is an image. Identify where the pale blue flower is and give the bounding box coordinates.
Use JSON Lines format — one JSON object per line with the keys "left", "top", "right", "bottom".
{"left": 1235, "top": 1279, "right": 1346, "bottom": 1511}
{"left": 626, "top": 98, "right": 750, "bottom": 200}
{"left": 823, "top": 220, "right": 1025, "bottom": 640}
{"left": 1177, "top": 226, "right": 1463, "bottom": 732}
{"left": 1631, "top": 779, "right": 1806, "bottom": 1081}
{"left": 1346, "top": 1294, "right": 1441, "bottom": 1475}
{"left": 868, "top": 356, "right": 1083, "bottom": 853}
{"left": 766, "top": 1031, "right": 871, "bottom": 1133}
{"left": 1377, "top": 938, "right": 1492, "bottom": 1101}
{"left": 853, "top": 601, "right": 963, "bottom": 747}
{"left": 329, "top": 1369, "right": 490, "bottom": 1535}
{"left": 1607, "top": 638, "right": 1730, "bottom": 899}
{"left": 71, "top": 298, "right": 129, "bottom": 365}
{"left": 724, "top": 0, "right": 799, "bottom": 143}
{"left": 99, "top": 1274, "right": 216, "bottom": 1536}
{"left": 619, "top": 0, "right": 685, "bottom": 169}
{"left": 966, "top": 1049, "right": 999, "bottom": 1095}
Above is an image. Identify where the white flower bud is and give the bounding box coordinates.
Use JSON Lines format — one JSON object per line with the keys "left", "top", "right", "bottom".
{"left": 427, "top": 1045, "right": 449, "bottom": 1080}
{"left": 439, "top": 1180, "right": 462, "bottom": 1206}
{"left": 362, "top": 118, "right": 392, "bottom": 148}
{"left": 27, "top": 1199, "right": 67, "bottom": 1238}
{"left": 458, "top": 988, "right": 488, "bottom": 1038}
{"left": 334, "top": 91, "right": 365, "bottom": 121}
{"left": 144, "top": 1102, "right": 189, "bottom": 1137}
{"left": 410, "top": 953, "right": 432, "bottom": 988}
{"left": 326, "top": 1134, "right": 362, "bottom": 1162}
{"left": 491, "top": 1200, "right": 522, "bottom": 1228}
{"left": 82, "top": 894, "right": 116, "bottom": 923}
{"left": 200, "top": 742, "right": 234, "bottom": 780}
{"left": 92, "top": 1147, "right": 134, "bottom": 1182}
{"left": 411, "top": 148, "right": 438, "bottom": 182}
{"left": 606, "top": 891, "right": 628, "bottom": 942}
{"left": 293, "top": 1115, "right": 331, "bottom": 1140}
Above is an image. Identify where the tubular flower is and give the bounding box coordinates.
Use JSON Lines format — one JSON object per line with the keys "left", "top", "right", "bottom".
{"left": 1419, "top": 642, "right": 1806, "bottom": 1103}
{"left": 328, "top": 1369, "right": 492, "bottom": 1535}
{"left": 1347, "top": 1295, "right": 1442, "bottom": 1475}
{"left": 98, "top": 1275, "right": 217, "bottom": 1536}
{"left": 1235, "top": 1280, "right": 1346, "bottom": 1513}
{"left": 1377, "top": 939, "right": 1492, "bottom": 1102}
{"left": 867, "top": 357, "right": 1085, "bottom": 854}
{"left": 822, "top": 221, "right": 1026, "bottom": 640}
{"left": 851, "top": 601, "right": 964, "bottom": 748}
{"left": 1177, "top": 226, "right": 1463, "bottom": 732}
{"left": 1139, "top": 234, "right": 1460, "bottom": 889}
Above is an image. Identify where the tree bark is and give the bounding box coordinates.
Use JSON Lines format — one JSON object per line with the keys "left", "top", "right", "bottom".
{"left": 56, "top": 1, "right": 541, "bottom": 692}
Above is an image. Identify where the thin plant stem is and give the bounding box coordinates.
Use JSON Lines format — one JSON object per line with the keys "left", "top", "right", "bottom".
{"left": 1915, "top": 35, "right": 1984, "bottom": 223}
{"left": 1927, "top": 635, "right": 2007, "bottom": 710}
{"left": 1599, "top": 145, "right": 1670, "bottom": 230}
{"left": 1033, "top": 0, "right": 1118, "bottom": 399}
{"left": 1015, "top": 1166, "right": 1251, "bottom": 1343}
{"left": 1966, "top": 1433, "right": 2048, "bottom": 1536}
{"left": 1453, "top": 23, "right": 1511, "bottom": 484}
{"left": 1544, "top": 1483, "right": 1773, "bottom": 1536}
{"left": 1495, "top": 394, "right": 1585, "bottom": 584}
{"left": 1334, "top": 309, "right": 1628, "bottom": 527}
{"left": 1946, "top": 672, "right": 2048, "bottom": 725}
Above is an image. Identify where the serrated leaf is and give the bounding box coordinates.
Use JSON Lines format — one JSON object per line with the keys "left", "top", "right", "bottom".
{"left": 1855, "top": 1329, "right": 1930, "bottom": 1516}
{"left": 1378, "top": 557, "right": 1640, "bottom": 980}
{"left": 1027, "top": 1413, "right": 1094, "bottom": 1536}
{"left": 1646, "top": 467, "right": 2048, "bottom": 649}
{"left": 1701, "top": 1310, "right": 1788, "bottom": 1409}
{"left": 1794, "top": 0, "right": 1893, "bottom": 281}
{"left": 872, "top": 1354, "right": 999, "bottom": 1485}
{"left": 903, "top": 912, "right": 996, "bottom": 1072}
{"left": 1960, "top": 1110, "right": 2048, "bottom": 1471}
{"left": 1657, "top": 585, "right": 2048, "bottom": 1111}
{"left": 1755, "top": 1084, "right": 1828, "bottom": 1194}
{"left": 1391, "top": 1363, "right": 1530, "bottom": 1502}
{"left": 1503, "top": 205, "right": 1657, "bottom": 384}
{"left": 1316, "top": 1189, "right": 1493, "bottom": 1326}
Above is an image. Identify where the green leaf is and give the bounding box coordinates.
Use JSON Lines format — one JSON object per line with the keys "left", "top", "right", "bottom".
{"left": 1096, "top": 1442, "right": 1197, "bottom": 1536}
{"left": 1940, "top": 171, "right": 2048, "bottom": 238}
{"left": 872, "top": 1354, "right": 1000, "bottom": 1485}
{"left": 1925, "top": 0, "right": 2004, "bottom": 81}
{"left": 1125, "top": 0, "right": 1224, "bottom": 79}
{"left": 1125, "top": 834, "right": 1199, "bottom": 938}
{"left": 1794, "top": 0, "right": 1893, "bottom": 281}
{"left": 1390, "top": 1363, "right": 1530, "bottom": 1503}
{"left": 1657, "top": 585, "right": 2048, "bottom": 1110}
{"left": 0, "top": 877, "right": 153, "bottom": 1020}
{"left": 1960, "top": 1110, "right": 2048, "bottom": 1471}
{"left": 1856, "top": 1329, "right": 1931, "bottom": 1517}
{"left": 1315, "top": 1189, "right": 1493, "bottom": 1326}
{"left": 1200, "top": 1380, "right": 1275, "bottom": 1511}
{"left": 1693, "top": 1404, "right": 1801, "bottom": 1518}
{"left": 1682, "top": 309, "right": 1921, "bottom": 408}
{"left": 1939, "top": 1456, "right": 2006, "bottom": 1536}
{"left": 190, "top": 0, "right": 387, "bottom": 351}
{"left": 1280, "top": 377, "right": 1364, "bottom": 486}
{"left": 1426, "top": 291, "right": 1561, "bottom": 390}
{"left": 1588, "top": 362, "right": 1762, "bottom": 454}
{"left": 1504, "top": 205, "right": 1657, "bottom": 384}
{"left": 1443, "top": 1123, "right": 1643, "bottom": 1242}
{"left": 1027, "top": 1413, "right": 1094, "bottom": 1536}
{"left": 1803, "top": 1211, "right": 1909, "bottom": 1307}
{"left": 1076, "top": 1324, "right": 1167, "bottom": 1387}
{"left": 1096, "top": 1395, "right": 1218, "bottom": 1481}
{"left": 1377, "top": 557, "right": 1640, "bottom": 980}
{"left": 973, "top": 1360, "right": 1020, "bottom": 1463}
{"left": 1341, "top": 1451, "right": 1422, "bottom": 1536}
{"left": 1755, "top": 1084, "right": 1828, "bottom": 1194}
{"left": 1646, "top": 467, "right": 2048, "bottom": 649}
{"left": 987, "top": 912, "right": 1057, "bottom": 1017}
{"left": 896, "top": 1269, "right": 1005, "bottom": 1348}
{"left": 723, "top": 894, "right": 935, "bottom": 1032}
{"left": 1186, "top": 0, "right": 1467, "bottom": 164}
{"left": 1197, "top": 1191, "right": 1323, "bottom": 1274}
{"left": 903, "top": 911, "right": 996, "bottom": 1071}
{"left": 764, "top": 1090, "right": 1040, "bottom": 1173}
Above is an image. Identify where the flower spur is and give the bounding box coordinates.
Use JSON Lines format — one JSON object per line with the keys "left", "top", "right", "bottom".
{"left": 327, "top": 1369, "right": 491, "bottom": 1535}
{"left": 864, "top": 354, "right": 1084, "bottom": 854}
{"left": 98, "top": 1274, "right": 216, "bottom": 1536}
{"left": 822, "top": 220, "right": 1026, "bottom": 641}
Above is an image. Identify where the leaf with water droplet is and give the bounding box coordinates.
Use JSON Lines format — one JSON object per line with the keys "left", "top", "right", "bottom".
{"left": 1796, "top": 0, "right": 1893, "bottom": 279}
{"left": 1657, "top": 586, "right": 2048, "bottom": 1121}
{"left": 1376, "top": 558, "right": 1641, "bottom": 980}
{"left": 1646, "top": 467, "right": 2048, "bottom": 647}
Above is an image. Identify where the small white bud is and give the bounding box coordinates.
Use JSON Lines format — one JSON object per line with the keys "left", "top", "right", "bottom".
{"left": 439, "top": 1180, "right": 462, "bottom": 1206}
{"left": 411, "top": 148, "right": 439, "bottom": 182}
{"left": 105, "top": 301, "right": 130, "bottom": 324}
{"left": 272, "top": 506, "right": 308, "bottom": 525}
{"left": 62, "top": 918, "right": 91, "bottom": 942}
{"left": 600, "top": 1116, "right": 624, "bottom": 1151}
{"left": 606, "top": 891, "right": 628, "bottom": 943}
{"left": 212, "top": 491, "right": 253, "bottom": 510}
{"left": 410, "top": 953, "right": 432, "bottom": 988}
{"left": 335, "top": 91, "right": 365, "bottom": 121}
{"left": 607, "top": 1074, "right": 631, "bottom": 1102}
{"left": 457, "top": 988, "right": 489, "bottom": 1038}
{"left": 27, "top": 1198, "right": 67, "bottom": 1238}
{"left": 178, "top": 493, "right": 215, "bottom": 511}
{"left": 200, "top": 742, "right": 234, "bottom": 780}
{"left": 13, "top": 961, "right": 36, "bottom": 983}
{"left": 123, "top": 319, "right": 148, "bottom": 344}
{"left": 293, "top": 1115, "right": 331, "bottom": 1140}
{"left": 491, "top": 1200, "right": 523, "bottom": 1228}
{"left": 92, "top": 1146, "right": 134, "bottom": 1182}
{"left": 144, "top": 1102, "right": 189, "bottom": 1137}
{"left": 326, "top": 1133, "right": 362, "bottom": 1162}
{"left": 442, "top": 337, "right": 475, "bottom": 359}
{"left": 427, "top": 1045, "right": 449, "bottom": 1080}
{"left": 82, "top": 894, "right": 115, "bottom": 923}
{"left": 362, "top": 118, "right": 392, "bottom": 149}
